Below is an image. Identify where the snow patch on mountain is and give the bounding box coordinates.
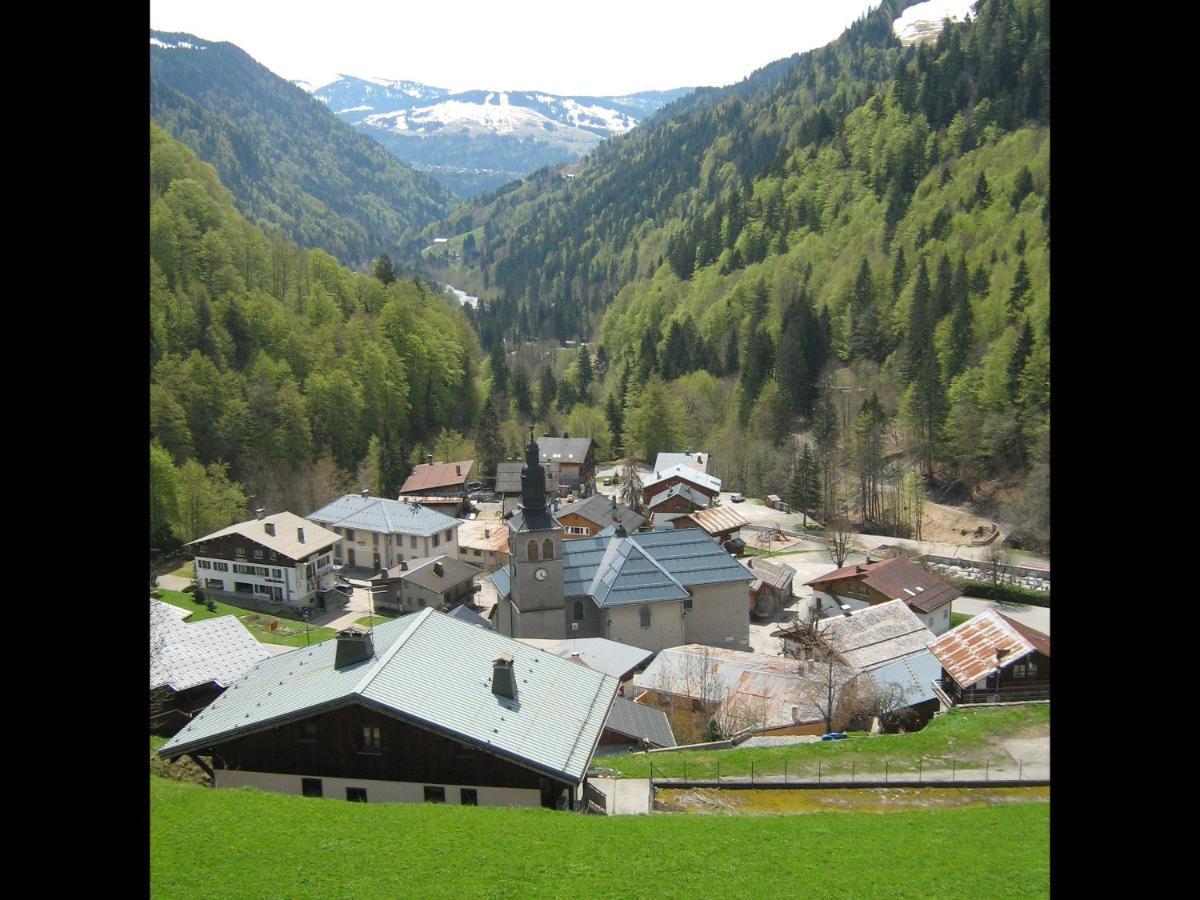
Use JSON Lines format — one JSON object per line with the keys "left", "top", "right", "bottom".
{"left": 150, "top": 36, "right": 206, "bottom": 50}
{"left": 893, "top": 0, "right": 975, "bottom": 44}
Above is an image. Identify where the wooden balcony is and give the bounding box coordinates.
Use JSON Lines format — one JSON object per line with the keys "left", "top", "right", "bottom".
{"left": 941, "top": 679, "right": 1050, "bottom": 705}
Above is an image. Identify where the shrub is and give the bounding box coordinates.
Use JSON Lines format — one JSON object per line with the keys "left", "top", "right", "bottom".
{"left": 192, "top": 586, "right": 207, "bottom": 605}
{"left": 150, "top": 589, "right": 163, "bottom": 599}
{"left": 205, "top": 600, "right": 217, "bottom": 613}
{"left": 947, "top": 577, "right": 1049, "bottom": 608}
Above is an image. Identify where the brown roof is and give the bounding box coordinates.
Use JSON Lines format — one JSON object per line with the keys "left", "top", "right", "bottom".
{"left": 685, "top": 505, "right": 748, "bottom": 536}
{"left": 457, "top": 519, "right": 510, "bottom": 554}
{"left": 996, "top": 613, "right": 1050, "bottom": 657}
{"left": 928, "top": 610, "right": 1037, "bottom": 689}
{"left": 743, "top": 556, "right": 795, "bottom": 592}
{"left": 399, "top": 460, "right": 474, "bottom": 493}
{"left": 807, "top": 557, "right": 959, "bottom": 614}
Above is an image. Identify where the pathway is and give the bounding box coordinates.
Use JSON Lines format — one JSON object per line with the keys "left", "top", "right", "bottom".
{"left": 155, "top": 574, "right": 192, "bottom": 592}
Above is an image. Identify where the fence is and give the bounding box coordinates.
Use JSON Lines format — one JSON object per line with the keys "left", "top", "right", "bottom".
{"left": 645, "top": 755, "right": 1047, "bottom": 788}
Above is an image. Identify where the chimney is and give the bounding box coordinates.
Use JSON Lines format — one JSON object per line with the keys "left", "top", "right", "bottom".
{"left": 492, "top": 653, "right": 517, "bottom": 700}
{"left": 264, "top": 522, "right": 276, "bottom": 537}
{"left": 361, "top": 488, "right": 370, "bottom": 498}
{"left": 399, "top": 560, "right": 408, "bottom": 571}
{"left": 456, "top": 465, "right": 461, "bottom": 476}
{"left": 297, "top": 527, "right": 305, "bottom": 543}
{"left": 427, "top": 454, "right": 434, "bottom": 466}
{"left": 696, "top": 454, "right": 703, "bottom": 463}
{"left": 484, "top": 528, "right": 491, "bottom": 538}
{"left": 433, "top": 562, "right": 444, "bottom": 577}
{"left": 865, "top": 556, "right": 872, "bottom": 565}
{"left": 334, "top": 627, "right": 374, "bottom": 669}
{"left": 255, "top": 508, "right": 266, "bottom": 520}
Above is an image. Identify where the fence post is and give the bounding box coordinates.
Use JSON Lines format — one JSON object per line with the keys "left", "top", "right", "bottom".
{"left": 985, "top": 759, "right": 989, "bottom": 783}
{"left": 884, "top": 761, "right": 888, "bottom": 783}
{"left": 852, "top": 760, "right": 855, "bottom": 784}
{"left": 751, "top": 761, "right": 755, "bottom": 784}
{"left": 818, "top": 760, "right": 821, "bottom": 784}
{"left": 1019, "top": 759, "right": 1023, "bottom": 781}
{"left": 683, "top": 760, "right": 687, "bottom": 783}
{"left": 952, "top": 759, "right": 955, "bottom": 782}
{"left": 717, "top": 759, "right": 720, "bottom": 783}
{"left": 784, "top": 761, "right": 788, "bottom": 784}
{"left": 919, "top": 759, "right": 922, "bottom": 784}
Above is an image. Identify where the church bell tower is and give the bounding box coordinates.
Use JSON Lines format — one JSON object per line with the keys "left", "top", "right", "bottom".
{"left": 502, "top": 429, "right": 565, "bottom": 638}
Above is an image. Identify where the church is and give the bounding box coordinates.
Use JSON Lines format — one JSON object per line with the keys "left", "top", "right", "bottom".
{"left": 492, "top": 434, "right": 752, "bottom": 653}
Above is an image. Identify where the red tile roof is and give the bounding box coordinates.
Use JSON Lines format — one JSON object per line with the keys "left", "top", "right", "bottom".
{"left": 399, "top": 460, "right": 474, "bottom": 493}
{"left": 806, "top": 557, "right": 960, "bottom": 613}
{"left": 928, "top": 610, "right": 1038, "bottom": 689}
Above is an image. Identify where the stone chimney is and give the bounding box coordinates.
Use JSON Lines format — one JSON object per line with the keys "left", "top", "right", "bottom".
{"left": 492, "top": 653, "right": 517, "bottom": 700}
{"left": 361, "top": 488, "right": 370, "bottom": 497}
{"left": 399, "top": 560, "right": 408, "bottom": 571}
{"left": 433, "top": 561, "right": 444, "bottom": 577}
{"left": 255, "top": 508, "right": 266, "bottom": 520}
{"left": 427, "top": 454, "right": 434, "bottom": 466}
{"left": 455, "top": 464, "right": 461, "bottom": 477}
{"left": 334, "top": 627, "right": 374, "bottom": 669}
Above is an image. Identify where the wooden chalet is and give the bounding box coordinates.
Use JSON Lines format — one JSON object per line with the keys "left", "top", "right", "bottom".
{"left": 928, "top": 611, "right": 1050, "bottom": 706}
{"left": 806, "top": 557, "right": 961, "bottom": 636}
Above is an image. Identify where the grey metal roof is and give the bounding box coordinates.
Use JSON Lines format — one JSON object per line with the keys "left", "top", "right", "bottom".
{"left": 605, "top": 696, "right": 676, "bottom": 748}
{"left": 643, "top": 464, "right": 722, "bottom": 493}
{"left": 375, "top": 554, "right": 480, "bottom": 593}
{"left": 629, "top": 528, "right": 754, "bottom": 587}
{"left": 648, "top": 482, "right": 711, "bottom": 510}
{"left": 307, "top": 494, "right": 461, "bottom": 538}
{"left": 159, "top": 608, "right": 618, "bottom": 784}
{"left": 490, "top": 565, "right": 511, "bottom": 599}
{"left": 495, "top": 461, "right": 559, "bottom": 494}
{"left": 537, "top": 436, "right": 593, "bottom": 463}
{"left": 508, "top": 507, "right": 559, "bottom": 534}
{"left": 150, "top": 599, "right": 268, "bottom": 692}
{"left": 817, "top": 599, "right": 936, "bottom": 671}
{"left": 554, "top": 494, "right": 646, "bottom": 531}
{"left": 190, "top": 511, "right": 341, "bottom": 561}
{"left": 516, "top": 637, "right": 654, "bottom": 680}
{"left": 865, "top": 649, "right": 941, "bottom": 708}
{"left": 587, "top": 538, "right": 691, "bottom": 608}
{"left": 653, "top": 452, "right": 710, "bottom": 473}
{"left": 446, "top": 604, "right": 494, "bottom": 630}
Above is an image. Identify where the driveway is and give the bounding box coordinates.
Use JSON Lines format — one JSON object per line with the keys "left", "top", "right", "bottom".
{"left": 954, "top": 596, "right": 1050, "bottom": 634}
{"left": 155, "top": 574, "right": 192, "bottom": 592}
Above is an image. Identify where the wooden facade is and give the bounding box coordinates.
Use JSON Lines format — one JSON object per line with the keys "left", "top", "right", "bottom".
{"left": 942, "top": 651, "right": 1051, "bottom": 704}
{"left": 203, "top": 701, "right": 576, "bottom": 807}
{"left": 192, "top": 530, "right": 334, "bottom": 608}
{"left": 150, "top": 683, "right": 224, "bottom": 737}
{"left": 642, "top": 475, "right": 718, "bottom": 508}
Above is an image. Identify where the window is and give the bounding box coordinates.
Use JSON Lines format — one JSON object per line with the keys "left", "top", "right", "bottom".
{"left": 372, "top": 532, "right": 379, "bottom": 546}
{"left": 300, "top": 721, "right": 318, "bottom": 742}
{"left": 573, "top": 601, "right": 584, "bottom": 622}
{"left": 473, "top": 548, "right": 482, "bottom": 556}
{"left": 385, "top": 534, "right": 391, "bottom": 546}
{"left": 301, "top": 778, "right": 323, "bottom": 798}
{"left": 213, "top": 561, "right": 228, "bottom": 572}
{"left": 205, "top": 578, "right": 224, "bottom": 589}
{"left": 433, "top": 533, "right": 440, "bottom": 548}
{"left": 445, "top": 528, "right": 454, "bottom": 543}
{"left": 362, "top": 725, "right": 381, "bottom": 751}
{"left": 527, "top": 540, "right": 539, "bottom": 562}
{"left": 253, "top": 548, "right": 264, "bottom": 559}
{"left": 566, "top": 526, "right": 589, "bottom": 535}
{"left": 460, "top": 788, "right": 478, "bottom": 806}
{"left": 423, "top": 786, "right": 445, "bottom": 803}
{"left": 640, "top": 607, "right": 651, "bottom": 628}
{"left": 346, "top": 529, "right": 356, "bottom": 542}
{"left": 198, "top": 559, "right": 211, "bottom": 569}
{"left": 542, "top": 539, "right": 554, "bottom": 560}
{"left": 410, "top": 535, "right": 417, "bottom": 549}
{"left": 684, "top": 595, "right": 693, "bottom": 611}
{"left": 346, "top": 787, "right": 368, "bottom": 803}
{"left": 272, "top": 569, "right": 283, "bottom": 579}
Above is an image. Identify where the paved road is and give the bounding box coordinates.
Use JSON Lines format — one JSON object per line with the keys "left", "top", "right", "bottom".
{"left": 954, "top": 596, "right": 1050, "bottom": 634}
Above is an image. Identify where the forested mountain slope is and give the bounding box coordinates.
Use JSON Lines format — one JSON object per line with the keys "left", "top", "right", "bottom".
{"left": 150, "top": 32, "right": 455, "bottom": 268}
{"left": 431, "top": 0, "right": 1050, "bottom": 548}
{"left": 149, "top": 124, "right": 481, "bottom": 551}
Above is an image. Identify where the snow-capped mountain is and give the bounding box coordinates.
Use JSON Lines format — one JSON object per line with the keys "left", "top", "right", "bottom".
{"left": 309, "top": 75, "right": 692, "bottom": 198}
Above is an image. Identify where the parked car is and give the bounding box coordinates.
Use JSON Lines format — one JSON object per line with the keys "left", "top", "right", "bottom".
{"left": 731, "top": 492, "right": 745, "bottom": 503}
{"left": 468, "top": 490, "right": 498, "bottom": 502}
{"left": 603, "top": 477, "right": 612, "bottom": 486}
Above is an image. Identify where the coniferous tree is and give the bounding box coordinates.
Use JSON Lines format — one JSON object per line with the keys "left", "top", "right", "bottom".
{"left": 812, "top": 387, "right": 841, "bottom": 521}
{"left": 945, "top": 281, "right": 974, "bottom": 379}
{"left": 903, "top": 257, "right": 932, "bottom": 382}
{"left": 1011, "top": 165, "right": 1035, "bottom": 210}
{"left": 849, "top": 258, "right": 877, "bottom": 361}
{"left": 1007, "top": 317, "right": 1035, "bottom": 400}
{"left": 489, "top": 340, "right": 509, "bottom": 397}
{"left": 788, "top": 441, "right": 821, "bottom": 525}
{"left": 891, "top": 247, "right": 907, "bottom": 300}
{"left": 537, "top": 366, "right": 557, "bottom": 418}
{"left": 1008, "top": 258, "right": 1031, "bottom": 315}
{"left": 373, "top": 253, "right": 396, "bottom": 285}
{"left": 577, "top": 344, "right": 593, "bottom": 395}
{"left": 474, "top": 396, "right": 504, "bottom": 478}
{"left": 510, "top": 362, "right": 533, "bottom": 421}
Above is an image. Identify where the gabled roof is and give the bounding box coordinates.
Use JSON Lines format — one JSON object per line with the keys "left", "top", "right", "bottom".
{"left": 648, "top": 482, "right": 711, "bottom": 510}
{"left": 446, "top": 604, "right": 494, "bottom": 630}
{"left": 627, "top": 528, "right": 752, "bottom": 588}
{"left": 399, "top": 460, "right": 474, "bottom": 493}
{"left": 866, "top": 649, "right": 942, "bottom": 708}
{"left": 815, "top": 599, "right": 935, "bottom": 671}
{"left": 643, "top": 464, "right": 722, "bottom": 494}
{"left": 159, "top": 608, "right": 618, "bottom": 785}
{"left": 743, "top": 556, "right": 795, "bottom": 593}
{"left": 587, "top": 537, "right": 691, "bottom": 607}
{"left": 605, "top": 696, "right": 676, "bottom": 748}
{"left": 653, "top": 452, "right": 710, "bottom": 474}
{"left": 373, "top": 554, "right": 480, "bottom": 592}
{"left": 495, "top": 461, "right": 559, "bottom": 495}
{"left": 928, "top": 610, "right": 1039, "bottom": 689}
{"left": 150, "top": 599, "right": 268, "bottom": 692}
{"left": 307, "top": 495, "right": 461, "bottom": 538}
{"left": 537, "top": 436, "right": 593, "bottom": 464}
{"left": 456, "top": 519, "right": 509, "bottom": 554}
{"left": 681, "top": 505, "right": 748, "bottom": 535}
{"left": 189, "top": 511, "right": 341, "bottom": 561}
{"left": 516, "top": 637, "right": 654, "bottom": 680}
{"left": 555, "top": 494, "right": 645, "bottom": 531}
{"left": 806, "top": 557, "right": 960, "bottom": 613}
{"left": 996, "top": 613, "right": 1051, "bottom": 657}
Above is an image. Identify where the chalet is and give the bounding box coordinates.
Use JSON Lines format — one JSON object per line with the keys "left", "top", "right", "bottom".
{"left": 929, "top": 611, "right": 1050, "bottom": 707}
{"left": 455, "top": 520, "right": 510, "bottom": 572}
{"left": 399, "top": 457, "right": 474, "bottom": 501}
{"left": 497, "top": 459, "right": 561, "bottom": 514}
{"left": 652, "top": 451, "right": 710, "bottom": 474}
{"left": 554, "top": 493, "right": 645, "bottom": 539}
{"left": 596, "top": 696, "right": 676, "bottom": 752}
{"left": 641, "top": 464, "right": 721, "bottom": 508}
{"left": 308, "top": 493, "right": 460, "bottom": 572}
{"left": 743, "top": 556, "right": 796, "bottom": 620}
{"left": 150, "top": 598, "right": 268, "bottom": 736}
{"left": 537, "top": 435, "right": 596, "bottom": 498}
{"left": 492, "top": 434, "right": 752, "bottom": 653}
{"left": 189, "top": 511, "right": 341, "bottom": 610}
{"left": 369, "top": 554, "right": 481, "bottom": 614}
{"left": 158, "top": 609, "right": 618, "bottom": 810}
{"left": 806, "top": 557, "right": 960, "bottom": 635}
{"left": 671, "top": 504, "right": 748, "bottom": 552}
{"left": 647, "top": 482, "right": 711, "bottom": 518}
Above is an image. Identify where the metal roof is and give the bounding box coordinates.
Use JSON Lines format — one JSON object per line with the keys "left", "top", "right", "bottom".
{"left": 743, "top": 556, "right": 796, "bottom": 592}
{"left": 555, "top": 494, "right": 646, "bottom": 531}
{"left": 399, "top": 460, "right": 474, "bottom": 493}
{"left": 515, "top": 637, "right": 654, "bottom": 680}
{"left": 496, "top": 461, "right": 559, "bottom": 495}
{"left": 683, "top": 505, "right": 749, "bottom": 535}
{"left": 629, "top": 528, "right": 753, "bottom": 587}
{"left": 189, "top": 511, "right": 341, "bottom": 561}
{"left": 150, "top": 599, "right": 268, "bottom": 692}
{"left": 996, "top": 613, "right": 1051, "bottom": 657}
{"left": 605, "top": 696, "right": 676, "bottom": 748}
{"left": 816, "top": 600, "right": 935, "bottom": 671}
{"left": 307, "top": 495, "right": 460, "bottom": 538}
{"left": 648, "top": 482, "right": 711, "bottom": 510}
{"left": 374, "top": 554, "right": 480, "bottom": 593}
{"left": 537, "top": 436, "right": 593, "bottom": 463}
{"left": 928, "top": 610, "right": 1038, "bottom": 690}
{"left": 587, "top": 538, "right": 691, "bottom": 608}
{"left": 456, "top": 519, "right": 510, "bottom": 554}
{"left": 490, "top": 565, "right": 511, "bottom": 599}
{"left": 653, "top": 452, "right": 710, "bottom": 474}
{"left": 159, "top": 608, "right": 618, "bottom": 784}
{"left": 866, "top": 649, "right": 942, "bottom": 708}
{"left": 642, "top": 464, "right": 722, "bottom": 494}
{"left": 807, "top": 557, "right": 960, "bottom": 613}
{"left": 446, "top": 604, "right": 494, "bottom": 630}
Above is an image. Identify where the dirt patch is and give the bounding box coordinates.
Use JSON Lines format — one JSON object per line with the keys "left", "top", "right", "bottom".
{"left": 655, "top": 786, "right": 1048, "bottom": 815}
{"left": 917, "top": 502, "right": 998, "bottom": 545}
{"left": 151, "top": 745, "right": 212, "bottom": 786}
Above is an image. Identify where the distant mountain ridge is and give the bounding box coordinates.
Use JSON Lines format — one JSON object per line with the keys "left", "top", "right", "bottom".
{"left": 150, "top": 31, "right": 455, "bottom": 268}
{"left": 308, "top": 75, "right": 693, "bottom": 198}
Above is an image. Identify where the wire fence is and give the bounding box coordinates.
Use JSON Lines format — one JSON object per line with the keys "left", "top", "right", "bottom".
{"left": 644, "top": 755, "right": 1047, "bottom": 786}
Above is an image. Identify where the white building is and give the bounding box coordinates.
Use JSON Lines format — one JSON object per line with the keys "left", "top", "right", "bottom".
{"left": 307, "top": 492, "right": 462, "bottom": 572}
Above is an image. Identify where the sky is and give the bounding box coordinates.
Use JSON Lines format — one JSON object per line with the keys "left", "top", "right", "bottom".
{"left": 148, "top": 0, "right": 884, "bottom": 96}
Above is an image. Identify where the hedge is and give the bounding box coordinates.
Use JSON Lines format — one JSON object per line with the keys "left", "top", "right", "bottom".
{"left": 948, "top": 577, "right": 1050, "bottom": 608}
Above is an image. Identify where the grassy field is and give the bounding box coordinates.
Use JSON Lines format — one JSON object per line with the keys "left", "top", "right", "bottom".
{"left": 355, "top": 615, "right": 392, "bottom": 627}
{"left": 950, "top": 611, "right": 973, "bottom": 628}
{"left": 168, "top": 560, "right": 194, "bottom": 579}
{"left": 151, "top": 776, "right": 1048, "bottom": 898}
{"left": 154, "top": 589, "right": 338, "bottom": 647}
{"left": 598, "top": 705, "right": 1048, "bottom": 780}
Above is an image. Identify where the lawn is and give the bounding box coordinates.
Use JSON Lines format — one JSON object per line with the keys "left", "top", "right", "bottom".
{"left": 151, "top": 776, "right": 1048, "bottom": 898}
{"left": 950, "top": 611, "right": 974, "bottom": 628}
{"left": 168, "top": 560, "right": 194, "bottom": 579}
{"left": 599, "top": 705, "right": 1048, "bottom": 780}
{"left": 355, "top": 615, "right": 392, "bottom": 627}
{"left": 154, "top": 589, "right": 338, "bottom": 647}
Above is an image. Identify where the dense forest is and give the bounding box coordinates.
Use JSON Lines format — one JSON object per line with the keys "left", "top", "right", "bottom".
{"left": 421, "top": 0, "right": 1050, "bottom": 549}
{"left": 150, "top": 32, "right": 455, "bottom": 268}
{"left": 149, "top": 124, "right": 482, "bottom": 553}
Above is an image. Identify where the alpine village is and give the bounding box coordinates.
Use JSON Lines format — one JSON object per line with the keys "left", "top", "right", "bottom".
{"left": 149, "top": 1, "right": 1051, "bottom": 895}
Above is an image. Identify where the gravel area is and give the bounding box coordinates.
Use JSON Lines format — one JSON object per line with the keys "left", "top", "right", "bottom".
{"left": 737, "top": 735, "right": 821, "bottom": 748}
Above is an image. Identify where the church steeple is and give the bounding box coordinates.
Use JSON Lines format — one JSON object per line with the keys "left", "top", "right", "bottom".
{"left": 520, "top": 427, "right": 547, "bottom": 513}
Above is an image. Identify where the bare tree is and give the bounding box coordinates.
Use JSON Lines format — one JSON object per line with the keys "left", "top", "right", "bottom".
{"left": 780, "top": 612, "right": 865, "bottom": 733}
{"left": 982, "top": 540, "right": 1012, "bottom": 586}
{"left": 828, "top": 517, "right": 855, "bottom": 568}
{"left": 861, "top": 679, "right": 918, "bottom": 734}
